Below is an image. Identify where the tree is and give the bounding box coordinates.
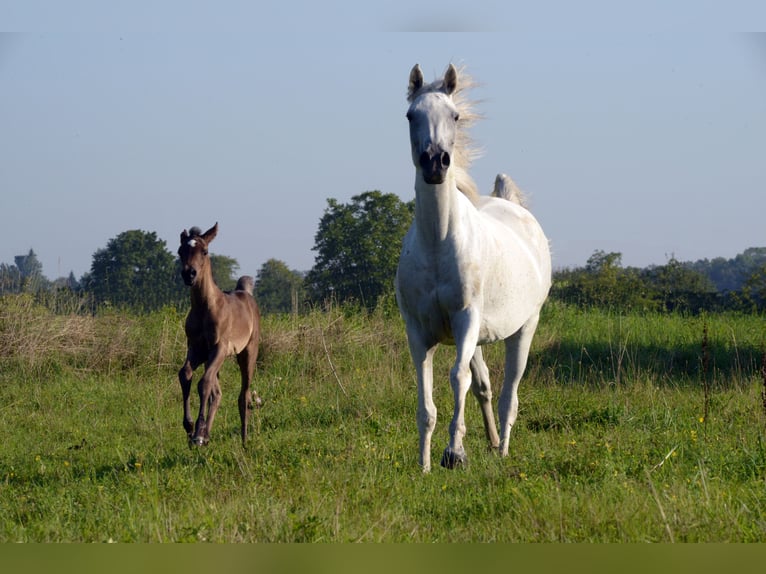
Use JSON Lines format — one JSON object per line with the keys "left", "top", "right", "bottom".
{"left": 82, "top": 229, "right": 185, "bottom": 312}
{"left": 737, "top": 264, "right": 766, "bottom": 312}
{"left": 642, "top": 257, "right": 718, "bottom": 312}
{"left": 305, "top": 191, "right": 414, "bottom": 309}
{"left": 209, "top": 254, "right": 240, "bottom": 292}
{"left": 255, "top": 259, "right": 306, "bottom": 314}
{"left": 552, "top": 250, "right": 655, "bottom": 310}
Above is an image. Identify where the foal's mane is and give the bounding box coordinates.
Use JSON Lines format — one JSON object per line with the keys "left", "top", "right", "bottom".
{"left": 408, "top": 65, "right": 482, "bottom": 203}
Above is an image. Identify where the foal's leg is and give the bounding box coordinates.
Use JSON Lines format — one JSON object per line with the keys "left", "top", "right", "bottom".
{"left": 498, "top": 312, "right": 540, "bottom": 457}
{"left": 470, "top": 346, "right": 500, "bottom": 451}
{"left": 236, "top": 342, "right": 259, "bottom": 445}
{"left": 192, "top": 347, "right": 226, "bottom": 446}
{"left": 178, "top": 353, "right": 199, "bottom": 438}
{"left": 442, "top": 309, "right": 481, "bottom": 469}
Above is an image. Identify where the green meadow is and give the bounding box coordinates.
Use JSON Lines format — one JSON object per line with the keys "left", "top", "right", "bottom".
{"left": 1, "top": 294, "right": 765, "bottom": 542}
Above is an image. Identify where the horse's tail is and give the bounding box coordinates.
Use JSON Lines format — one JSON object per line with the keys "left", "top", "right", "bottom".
{"left": 235, "top": 275, "right": 255, "bottom": 294}
{"left": 492, "top": 173, "right": 528, "bottom": 208}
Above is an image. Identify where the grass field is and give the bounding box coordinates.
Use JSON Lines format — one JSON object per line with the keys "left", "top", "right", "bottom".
{"left": 1, "top": 294, "right": 765, "bottom": 542}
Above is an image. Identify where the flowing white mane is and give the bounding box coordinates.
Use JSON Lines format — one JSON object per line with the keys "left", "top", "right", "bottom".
{"left": 407, "top": 65, "right": 482, "bottom": 203}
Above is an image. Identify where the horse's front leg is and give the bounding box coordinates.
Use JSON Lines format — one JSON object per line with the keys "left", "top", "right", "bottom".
{"left": 442, "top": 309, "right": 481, "bottom": 469}
{"left": 407, "top": 332, "right": 438, "bottom": 473}
{"left": 178, "top": 355, "right": 197, "bottom": 438}
{"left": 192, "top": 347, "right": 226, "bottom": 446}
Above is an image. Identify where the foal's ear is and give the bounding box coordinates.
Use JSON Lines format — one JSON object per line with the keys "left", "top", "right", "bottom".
{"left": 408, "top": 64, "right": 423, "bottom": 101}
{"left": 444, "top": 64, "right": 458, "bottom": 95}
{"left": 180, "top": 229, "right": 189, "bottom": 244}
{"left": 202, "top": 222, "right": 218, "bottom": 244}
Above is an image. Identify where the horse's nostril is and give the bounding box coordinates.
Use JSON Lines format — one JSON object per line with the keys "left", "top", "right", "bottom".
{"left": 441, "top": 152, "right": 451, "bottom": 168}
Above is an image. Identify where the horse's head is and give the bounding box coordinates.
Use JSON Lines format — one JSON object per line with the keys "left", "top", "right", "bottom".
{"left": 406, "top": 64, "right": 460, "bottom": 185}
{"left": 178, "top": 223, "right": 218, "bottom": 287}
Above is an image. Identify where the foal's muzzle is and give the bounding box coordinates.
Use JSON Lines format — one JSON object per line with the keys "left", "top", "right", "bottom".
{"left": 419, "top": 149, "right": 451, "bottom": 184}
{"left": 181, "top": 267, "right": 197, "bottom": 286}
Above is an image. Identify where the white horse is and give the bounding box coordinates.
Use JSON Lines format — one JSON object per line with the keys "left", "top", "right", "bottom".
{"left": 395, "top": 64, "right": 551, "bottom": 472}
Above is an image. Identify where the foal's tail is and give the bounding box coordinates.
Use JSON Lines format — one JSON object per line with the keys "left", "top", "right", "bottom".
{"left": 492, "top": 173, "right": 528, "bottom": 208}
{"left": 235, "top": 275, "right": 255, "bottom": 294}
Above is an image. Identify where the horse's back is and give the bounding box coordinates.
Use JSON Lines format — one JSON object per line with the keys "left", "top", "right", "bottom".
{"left": 476, "top": 195, "right": 550, "bottom": 282}
{"left": 229, "top": 289, "right": 260, "bottom": 324}
{"left": 472, "top": 192, "right": 551, "bottom": 339}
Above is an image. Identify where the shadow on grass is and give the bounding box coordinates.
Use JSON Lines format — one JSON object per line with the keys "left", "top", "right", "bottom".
{"left": 531, "top": 337, "right": 764, "bottom": 387}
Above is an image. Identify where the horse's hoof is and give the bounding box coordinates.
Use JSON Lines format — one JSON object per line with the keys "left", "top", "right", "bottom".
{"left": 190, "top": 435, "right": 208, "bottom": 447}
{"left": 441, "top": 447, "right": 467, "bottom": 469}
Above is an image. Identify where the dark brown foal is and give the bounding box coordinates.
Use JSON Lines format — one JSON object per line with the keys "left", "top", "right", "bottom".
{"left": 177, "top": 223, "right": 261, "bottom": 446}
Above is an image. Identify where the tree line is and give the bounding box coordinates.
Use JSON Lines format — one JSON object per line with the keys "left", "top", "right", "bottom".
{"left": 2, "top": 191, "right": 765, "bottom": 315}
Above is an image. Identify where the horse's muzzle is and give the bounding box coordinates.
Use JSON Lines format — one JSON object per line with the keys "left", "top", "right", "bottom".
{"left": 181, "top": 268, "right": 197, "bottom": 286}
{"left": 419, "top": 149, "right": 451, "bottom": 184}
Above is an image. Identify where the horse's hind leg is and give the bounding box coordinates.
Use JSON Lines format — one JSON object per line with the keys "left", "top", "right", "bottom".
{"left": 470, "top": 347, "right": 500, "bottom": 451}
{"left": 236, "top": 344, "right": 259, "bottom": 445}
{"left": 498, "top": 312, "right": 540, "bottom": 457}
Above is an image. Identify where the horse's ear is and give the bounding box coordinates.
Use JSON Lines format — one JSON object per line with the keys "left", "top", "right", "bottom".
{"left": 444, "top": 64, "right": 458, "bottom": 95}
{"left": 180, "top": 229, "right": 189, "bottom": 244}
{"left": 202, "top": 222, "right": 218, "bottom": 244}
{"left": 408, "top": 64, "right": 423, "bottom": 101}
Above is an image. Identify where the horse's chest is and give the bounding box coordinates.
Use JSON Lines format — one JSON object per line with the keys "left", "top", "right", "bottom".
{"left": 399, "top": 263, "right": 477, "bottom": 339}
{"left": 186, "top": 313, "right": 243, "bottom": 355}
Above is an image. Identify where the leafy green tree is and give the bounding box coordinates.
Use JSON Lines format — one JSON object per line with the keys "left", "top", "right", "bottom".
{"left": 552, "top": 251, "right": 655, "bottom": 310}
{"left": 255, "top": 259, "right": 306, "bottom": 314}
{"left": 82, "top": 229, "right": 185, "bottom": 312}
{"left": 305, "top": 191, "right": 414, "bottom": 309}
{"left": 737, "top": 264, "right": 766, "bottom": 312}
{"left": 209, "top": 254, "right": 240, "bottom": 292}
{"left": 689, "top": 248, "right": 766, "bottom": 293}
{"left": 642, "top": 257, "right": 717, "bottom": 312}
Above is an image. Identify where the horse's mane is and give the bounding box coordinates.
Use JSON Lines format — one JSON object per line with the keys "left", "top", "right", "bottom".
{"left": 408, "top": 65, "right": 482, "bottom": 203}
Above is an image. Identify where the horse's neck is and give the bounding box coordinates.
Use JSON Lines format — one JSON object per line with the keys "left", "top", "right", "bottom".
{"left": 190, "top": 269, "right": 223, "bottom": 310}
{"left": 414, "top": 174, "right": 471, "bottom": 246}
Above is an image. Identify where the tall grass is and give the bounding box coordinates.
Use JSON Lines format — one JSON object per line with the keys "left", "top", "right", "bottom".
{"left": 1, "top": 294, "right": 764, "bottom": 541}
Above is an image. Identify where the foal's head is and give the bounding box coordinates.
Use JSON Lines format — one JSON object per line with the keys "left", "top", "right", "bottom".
{"left": 178, "top": 223, "right": 218, "bottom": 287}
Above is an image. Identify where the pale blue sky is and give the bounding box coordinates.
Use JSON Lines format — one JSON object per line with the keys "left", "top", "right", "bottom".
{"left": 1, "top": 2, "right": 765, "bottom": 280}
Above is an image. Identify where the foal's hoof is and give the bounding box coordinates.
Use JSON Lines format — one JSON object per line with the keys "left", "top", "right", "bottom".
{"left": 189, "top": 435, "right": 209, "bottom": 447}
{"left": 441, "top": 447, "right": 467, "bottom": 469}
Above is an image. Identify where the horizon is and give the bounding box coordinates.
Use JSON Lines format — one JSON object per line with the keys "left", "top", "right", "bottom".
{"left": 2, "top": 6, "right": 765, "bottom": 281}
